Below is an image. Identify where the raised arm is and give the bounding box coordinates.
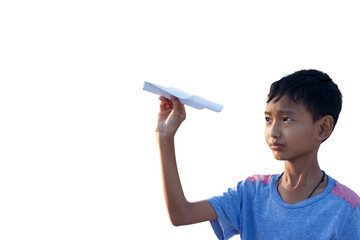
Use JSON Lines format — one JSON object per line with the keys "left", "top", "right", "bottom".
{"left": 156, "top": 96, "right": 217, "bottom": 226}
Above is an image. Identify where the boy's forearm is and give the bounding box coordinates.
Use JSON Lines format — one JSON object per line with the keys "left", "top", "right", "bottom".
{"left": 157, "top": 133, "right": 189, "bottom": 226}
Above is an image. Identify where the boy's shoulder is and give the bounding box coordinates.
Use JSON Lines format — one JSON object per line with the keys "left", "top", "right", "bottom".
{"left": 330, "top": 180, "right": 360, "bottom": 209}
{"left": 245, "top": 174, "right": 276, "bottom": 185}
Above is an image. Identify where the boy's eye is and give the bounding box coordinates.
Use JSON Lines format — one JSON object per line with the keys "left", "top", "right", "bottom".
{"left": 283, "top": 117, "right": 293, "bottom": 122}
{"left": 265, "top": 117, "right": 272, "bottom": 123}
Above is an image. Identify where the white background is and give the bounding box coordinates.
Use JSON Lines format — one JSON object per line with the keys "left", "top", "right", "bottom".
{"left": 1, "top": 0, "right": 359, "bottom": 239}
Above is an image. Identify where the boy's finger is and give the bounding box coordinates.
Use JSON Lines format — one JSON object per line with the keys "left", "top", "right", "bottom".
{"left": 159, "top": 100, "right": 165, "bottom": 111}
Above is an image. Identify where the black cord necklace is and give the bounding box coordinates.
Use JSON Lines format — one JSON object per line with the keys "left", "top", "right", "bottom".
{"left": 276, "top": 170, "right": 326, "bottom": 199}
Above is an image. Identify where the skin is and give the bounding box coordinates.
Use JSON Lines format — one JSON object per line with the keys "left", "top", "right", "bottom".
{"left": 156, "top": 96, "right": 217, "bottom": 226}
{"left": 156, "top": 95, "right": 334, "bottom": 226}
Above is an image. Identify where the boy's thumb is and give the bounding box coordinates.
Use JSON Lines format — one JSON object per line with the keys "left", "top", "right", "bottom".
{"left": 171, "top": 96, "right": 181, "bottom": 110}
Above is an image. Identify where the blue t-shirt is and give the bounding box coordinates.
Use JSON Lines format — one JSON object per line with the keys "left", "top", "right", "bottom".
{"left": 208, "top": 174, "right": 360, "bottom": 240}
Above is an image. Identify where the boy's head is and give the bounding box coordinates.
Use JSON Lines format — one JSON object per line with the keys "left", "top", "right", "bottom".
{"left": 267, "top": 69, "right": 343, "bottom": 133}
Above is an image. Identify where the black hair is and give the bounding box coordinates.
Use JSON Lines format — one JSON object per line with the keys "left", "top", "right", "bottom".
{"left": 267, "top": 69, "right": 343, "bottom": 130}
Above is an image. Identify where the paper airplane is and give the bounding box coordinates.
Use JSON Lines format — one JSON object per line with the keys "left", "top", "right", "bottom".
{"left": 143, "top": 81, "right": 223, "bottom": 113}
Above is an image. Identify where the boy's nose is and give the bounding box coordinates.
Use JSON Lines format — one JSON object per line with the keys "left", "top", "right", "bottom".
{"left": 269, "top": 122, "right": 281, "bottom": 139}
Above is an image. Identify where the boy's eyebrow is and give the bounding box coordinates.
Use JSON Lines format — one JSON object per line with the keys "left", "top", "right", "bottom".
{"left": 264, "top": 110, "right": 296, "bottom": 116}
{"left": 280, "top": 110, "right": 296, "bottom": 115}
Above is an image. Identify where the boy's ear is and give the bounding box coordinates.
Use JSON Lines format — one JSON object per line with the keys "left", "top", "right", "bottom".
{"left": 317, "top": 115, "right": 334, "bottom": 142}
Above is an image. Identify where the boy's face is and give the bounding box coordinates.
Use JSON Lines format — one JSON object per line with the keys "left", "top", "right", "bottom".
{"left": 264, "top": 96, "right": 321, "bottom": 162}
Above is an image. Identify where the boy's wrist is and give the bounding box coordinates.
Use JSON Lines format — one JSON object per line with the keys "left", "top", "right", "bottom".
{"left": 156, "top": 130, "right": 175, "bottom": 142}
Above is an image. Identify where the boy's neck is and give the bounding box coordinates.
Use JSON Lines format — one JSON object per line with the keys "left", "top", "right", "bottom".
{"left": 283, "top": 158, "right": 323, "bottom": 189}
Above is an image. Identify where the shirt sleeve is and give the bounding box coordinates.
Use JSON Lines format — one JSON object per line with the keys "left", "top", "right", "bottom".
{"left": 339, "top": 205, "right": 360, "bottom": 238}
{"left": 207, "top": 182, "right": 244, "bottom": 240}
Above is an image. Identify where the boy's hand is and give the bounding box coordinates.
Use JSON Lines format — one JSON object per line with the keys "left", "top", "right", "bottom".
{"left": 156, "top": 96, "right": 186, "bottom": 137}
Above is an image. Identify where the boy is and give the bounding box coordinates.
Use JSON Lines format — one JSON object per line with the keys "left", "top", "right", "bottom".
{"left": 155, "top": 69, "right": 360, "bottom": 239}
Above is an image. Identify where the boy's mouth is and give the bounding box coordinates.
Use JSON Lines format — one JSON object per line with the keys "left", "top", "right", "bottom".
{"left": 270, "top": 143, "right": 284, "bottom": 150}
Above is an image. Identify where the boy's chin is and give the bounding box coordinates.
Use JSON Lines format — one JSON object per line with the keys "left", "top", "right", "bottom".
{"left": 272, "top": 153, "right": 287, "bottom": 161}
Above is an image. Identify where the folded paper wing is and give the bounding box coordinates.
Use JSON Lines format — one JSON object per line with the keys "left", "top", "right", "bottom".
{"left": 143, "top": 81, "right": 223, "bottom": 113}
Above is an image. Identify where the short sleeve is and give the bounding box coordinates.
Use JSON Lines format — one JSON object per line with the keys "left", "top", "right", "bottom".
{"left": 207, "top": 182, "right": 244, "bottom": 240}
{"left": 339, "top": 205, "right": 360, "bottom": 238}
